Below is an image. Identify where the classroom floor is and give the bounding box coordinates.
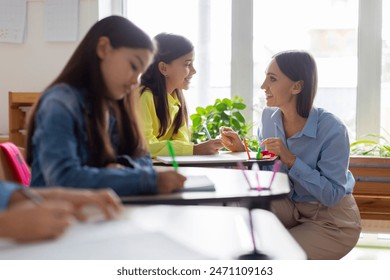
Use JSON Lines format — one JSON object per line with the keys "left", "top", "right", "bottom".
{"left": 342, "top": 220, "right": 390, "bottom": 260}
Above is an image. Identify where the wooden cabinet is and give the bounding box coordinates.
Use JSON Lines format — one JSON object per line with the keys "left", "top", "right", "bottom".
{"left": 350, "top": 156, "right": 390, "bottom": 220}
{"left": 9, "top": 91, "right": 40, "bottom": 147}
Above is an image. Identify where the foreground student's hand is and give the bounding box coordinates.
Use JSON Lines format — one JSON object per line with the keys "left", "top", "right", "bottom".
{"left": 193, "top": 139, "right": 223, "bottom": 155}
{"left": 39, "top": 188, "right": 123, "bottom": 221}
{"left": 156, "top": 171, "right": 186, "bottom": 194}
{"left": 219, "top": 127, "right": 245, "bottom": 152}
{"left": 0, "top": 201, "right": 73, "bottom": 243}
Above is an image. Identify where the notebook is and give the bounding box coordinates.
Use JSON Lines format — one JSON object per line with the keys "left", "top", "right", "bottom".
{"left": 176, "top": 175, "right": 215, "bottom": 192}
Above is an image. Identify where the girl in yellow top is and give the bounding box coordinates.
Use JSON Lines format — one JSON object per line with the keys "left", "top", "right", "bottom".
{"left": 139, "top": 33, "right": 223, "bottom": 157}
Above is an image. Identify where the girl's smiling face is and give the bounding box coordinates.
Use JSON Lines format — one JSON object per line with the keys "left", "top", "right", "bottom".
{"left": 161, "top": 51, "right": 197, "bottom": 94}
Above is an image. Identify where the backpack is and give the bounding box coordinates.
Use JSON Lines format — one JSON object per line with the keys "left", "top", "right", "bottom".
{"left": 0, "top": 142, "right": 31, "bottom": 186}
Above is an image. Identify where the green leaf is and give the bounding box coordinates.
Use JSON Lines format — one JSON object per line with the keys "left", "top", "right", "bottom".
{"left": 232, "top": 111, "right": 245, "bottom": 123}
{"left": 222, "top": 98, "right": 233, "bottom": 107}
{"left": 191, "top": 115, "right": 202, "bottom": 127}
{"left": 215, "top": 102, "right": 227, "bottom": 112}
{"left": 196, "top": 107, "right": 206, "bottom": 115}
{"left": 232, "top": 102, "right": 246, "bottom": 110}
{"left": 231, "top": 118, "right": 241, "bottom": 128}
{"left": 190, "top": 113, "right": 200, "bottom": 121}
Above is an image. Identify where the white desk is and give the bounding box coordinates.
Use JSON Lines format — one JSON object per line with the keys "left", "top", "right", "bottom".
{"left": 122, "top": 167, "right": 290, "bottom": 210}
{"left": 155, "top": 151, "right": 277, "bottom": 169}
{"left": 0, "top": 205, "right": 306, "bottom": 260}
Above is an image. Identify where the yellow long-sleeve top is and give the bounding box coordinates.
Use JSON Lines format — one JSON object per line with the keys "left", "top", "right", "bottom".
{"left": 138, "top": 89, "right": 194, "bottom": 157}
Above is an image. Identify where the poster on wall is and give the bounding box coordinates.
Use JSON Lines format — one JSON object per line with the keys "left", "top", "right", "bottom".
{"left": 44, "top": 0, "right": 79, "bottom": 42}
{"left": 0, "top": 0, "right": 27, "bottom": 43}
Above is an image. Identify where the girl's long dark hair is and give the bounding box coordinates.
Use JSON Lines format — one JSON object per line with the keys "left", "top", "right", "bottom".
{"left": 140, "top": 33, "right": 193, "bottom": 138}
{"left": 26, "top": 16, "right": 155, "bottom": 167}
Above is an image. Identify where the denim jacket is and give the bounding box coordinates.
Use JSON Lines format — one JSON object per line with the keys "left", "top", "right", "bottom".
{"left": 30, "top": 84, "right": 157, "bottom": 196}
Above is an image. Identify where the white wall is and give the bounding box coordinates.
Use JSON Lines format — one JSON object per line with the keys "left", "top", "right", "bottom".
{"left": 0, "top": 0, "right": 99, "bottom": 135}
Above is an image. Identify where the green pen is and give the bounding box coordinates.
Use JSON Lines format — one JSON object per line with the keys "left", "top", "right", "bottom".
{"left": 256, "top": 146, "right": 262, "bottom": 159}
{"left": 166, "top": 140, "right": 179, "bottom": 171}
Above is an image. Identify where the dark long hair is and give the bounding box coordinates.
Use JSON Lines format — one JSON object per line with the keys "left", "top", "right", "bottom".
{"left": 273, "top": 50, "right": 318, "bottom": 118}
{"left": 26, "top": 16, "right": 155, "bottom": 167}
{"left": 140, "top": 33, "right": 193, "bottom": 138}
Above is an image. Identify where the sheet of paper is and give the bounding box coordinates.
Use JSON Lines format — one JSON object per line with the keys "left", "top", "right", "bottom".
{"left": 44, "top": 0, "right": 79, "bottom": 42}
{"left": 0, "top": 0, "right": 27, "bottom": 43}
{"left": 178, "top": 175, "right": 215, "bottom": 192}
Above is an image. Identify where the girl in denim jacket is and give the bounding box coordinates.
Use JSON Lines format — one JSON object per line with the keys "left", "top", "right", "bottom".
{"left": 25, "top": 16, "right": 186, "bottom": 196}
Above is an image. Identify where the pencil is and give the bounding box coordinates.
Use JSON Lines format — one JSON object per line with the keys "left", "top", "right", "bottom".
{"left": 203, "top": 125, "right": 212, "bottom": 140}
{"left": 243, "top": 138, "right": 251, "bottom": 160}
{"left": 166, "top": 140, "right": 179, "bottom": 172}
{"left": 20, "top": 187, "right": 44, "bottom": 205}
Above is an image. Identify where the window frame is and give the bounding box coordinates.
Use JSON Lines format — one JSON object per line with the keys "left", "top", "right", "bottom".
{"left": 120, "top": 0, "right": 384, "bottom": 139}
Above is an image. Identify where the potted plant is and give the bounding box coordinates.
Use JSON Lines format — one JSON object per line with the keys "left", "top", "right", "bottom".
{"left": 190, "top": 96, "right": 258, "bottom": 150}
{"left": 350, "top": 133, "right": 390, "bottom": 179}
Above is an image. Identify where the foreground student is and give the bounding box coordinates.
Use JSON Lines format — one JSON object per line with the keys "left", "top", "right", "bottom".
{"left": 139, "top": 33, "right": 223, "bottom": 157}
{"left": 220, "top": 50, "right": 361, "bottom": 259}
{"left": 25, "top": 16, "right": 186, "bottom": 195}
{"left": 0, "top": 181, "right": 122, "bottom": 242}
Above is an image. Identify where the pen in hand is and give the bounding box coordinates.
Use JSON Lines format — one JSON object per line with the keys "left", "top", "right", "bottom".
{"left": 20, "top": 187, "right": 45, "bottom": 205}
{"left": 203, "top": 125, "right": 212, "bottom": 140}
{"left": 166, "top": 140, "right": 179, "bottom": 172}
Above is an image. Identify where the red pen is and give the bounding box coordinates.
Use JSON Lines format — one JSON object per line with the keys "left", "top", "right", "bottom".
{"left": 243, "top": 138, "right": 251, "bottom": 160}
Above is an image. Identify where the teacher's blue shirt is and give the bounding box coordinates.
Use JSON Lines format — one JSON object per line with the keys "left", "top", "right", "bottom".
{"left": 259, "top": 107, "right": 355, "bottom": 207}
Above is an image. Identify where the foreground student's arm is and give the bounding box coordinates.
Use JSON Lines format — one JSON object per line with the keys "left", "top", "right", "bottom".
{"left": 39, "top": 188, "right": 123, "bottom": 220}
{"left": 8, "top": 187, "right": 123, "bottom": 221}
{"left": 0, "top": 198, "right": 73, "bottom": 242}
{"left": 0, "top": 185, "right": 125, "bottom": 242}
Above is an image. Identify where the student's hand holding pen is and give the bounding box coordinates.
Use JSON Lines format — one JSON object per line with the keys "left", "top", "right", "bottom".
{"left": 8, "top": 187, "right": 123, "bottom": 221}
{"left": 261, "top": 137, "right": 296, "bottom": 169}
{"left": 40, "top": 188, "right": 123, "bottom": 221}
{"left": 156, "top": 171, "right": 187, "bottom": 194}
{"left": 193, "top": 139, "right": 223, "bottom": 155}
{"left": 219, "top": 126, "right": 245, "bottom": 152}
{"left": 3, "top": 200, "right": 74, "bottom": 242}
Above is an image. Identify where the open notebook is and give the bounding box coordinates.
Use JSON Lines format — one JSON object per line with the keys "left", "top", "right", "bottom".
{"left": 176, "top": 175, "right": 215, "bottom": 192}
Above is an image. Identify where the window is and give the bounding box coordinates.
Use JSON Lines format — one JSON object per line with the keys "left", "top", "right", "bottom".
{"left": 123, "top": 0, "right": 387, "bottom": 141}
{"left": 382, "top": 0, "right": 390, "bottom": 137}
{"left": 125, "top": 0, "right": 231, "bottom": 115}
